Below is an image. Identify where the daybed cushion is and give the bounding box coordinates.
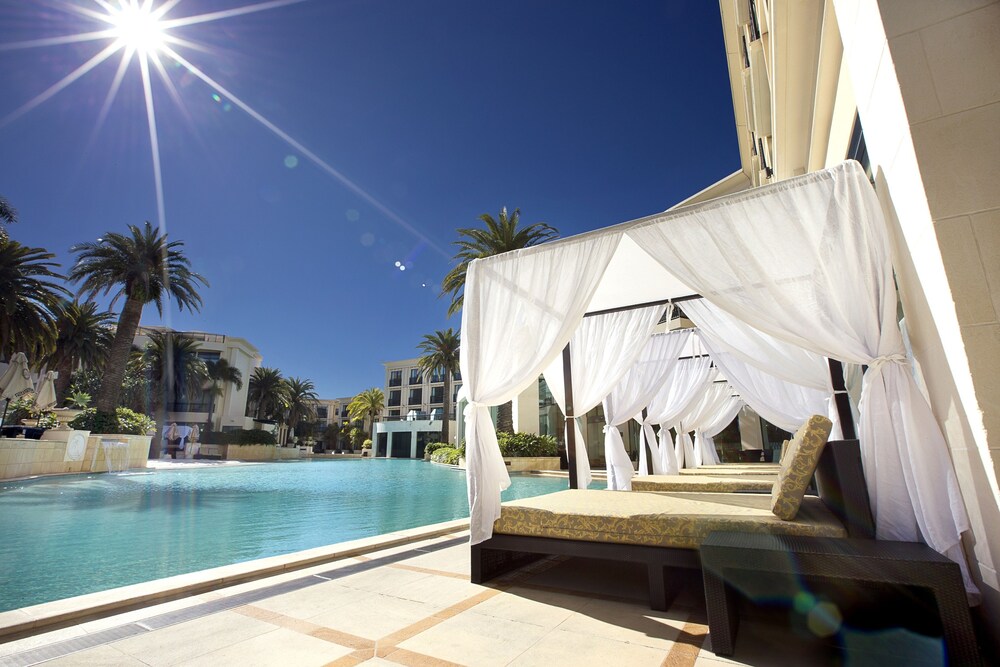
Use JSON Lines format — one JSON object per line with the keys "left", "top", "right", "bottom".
{"left": 492, "top": 489, "right": 846, "bottom": 549}
{"left": 770, "top": 415, "right": 833, "bottom": 520}
{"left": 631, "top": 475, "right": 774, "bottom": 493}
{"left": 678, "top": 467, "right": 780, "bottom": 477}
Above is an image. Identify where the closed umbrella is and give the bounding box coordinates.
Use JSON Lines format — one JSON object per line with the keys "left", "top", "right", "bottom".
{"left": 33, "top": 371, "right": 57, "bottom": 412}
{"left": 1, "top": 353, "right": 35, "bottom": 426}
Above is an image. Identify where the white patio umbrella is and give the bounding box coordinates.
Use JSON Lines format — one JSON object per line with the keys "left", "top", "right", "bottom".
{"left": 33, "top": 371, "right": 58, "bottom": 411}
{"left": 1, "top": 353, "right": 35, "bottom": 426}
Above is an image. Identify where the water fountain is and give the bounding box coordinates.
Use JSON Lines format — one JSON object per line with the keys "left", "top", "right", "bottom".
{"left": 90, "top": 438, "right": 131, "bottom": 474}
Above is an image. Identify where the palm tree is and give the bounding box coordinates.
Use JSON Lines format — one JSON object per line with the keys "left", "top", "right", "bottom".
{"left": 284, "top": 376, "right": 318, "bottom": 442}
{"left": 204, "top": 358, "right": 243, "bottom": 432}
{"left": 247, "top": 366, "right": 289, "bottom": 421}
{"left": 141, "top": 331, "right": 209, "bottom": 417}
{"left": 417, "top": 328, "right": 460, "bottom": 445}
{"left": 45, "top": 300, "right": 115, "bottom": 402}
{"left": 0, "top": 240, "right": 70, "bottom": 361}
{"left": 0, "top": 196, "right": 17, "bottom": 242}
{"left": 348, "top": 388, "right": 384, "bottom": 444}
{"left": 70, "top": 222, "right": 207, "bottom": 414}
{"left": 441, "top": 207, "right": 556, "bottom": 432}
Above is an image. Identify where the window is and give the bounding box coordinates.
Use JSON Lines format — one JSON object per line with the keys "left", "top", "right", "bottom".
{"left": 407, "top": 388, "right": 422, "bottom": 405}
{"left": 388, "top": 390, "right": 401, "bottom": 407}
{"left": 453, "top": 369, "right": 462, "bottom": 382}
{"left": 388, "top": 370, "right": 402, "bottom": 387}
{"left": 847, "top": 113, "right": 873, "bottom": 184}
{"left": 388, "top": 409, "right": 400, "bottom": 417}
{"left": 409, "top": 368, "right": 421, "bottom": 385}
{"left": 316, "top": 406, "right": 328, "bottom": 419}
{"left": 430, "top": 386, "right": 444, "bottom": 404}
{"left": 453, "top": 383, "right": 462, "bottom": 402}
{"left": 430, "top": 367, "right": 446, "bottom": 383}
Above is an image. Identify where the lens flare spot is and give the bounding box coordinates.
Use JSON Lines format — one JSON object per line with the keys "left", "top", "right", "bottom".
{"left": 792, "top": 592, "right": 815, "bottom": 614}
{"left": 807, "top": 602, "right": 842, "bottom": 637}
{"left": 346, "top": 209, "right": 360, "bottom": 222}
{"left": 399, "top": 265, "right": 406, "bottom": 271}
{"left": 360, "top": 233, "right": 374, "bottom": 247}
{"left": 212, "top": 93, "right": 222, "bottom": 103}
{"left": 223, "top": 103, "right": 232, "bottom": 112}
{"left": 284, "top": 155, "right": 298, "bottom": 168}
{"left": 394, "top": 261, "right": 401, "bottom": 267}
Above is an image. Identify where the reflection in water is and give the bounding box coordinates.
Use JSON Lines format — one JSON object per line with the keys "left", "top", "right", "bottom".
{"left": 0, "top": 460, "right": 568, "bottom": 611}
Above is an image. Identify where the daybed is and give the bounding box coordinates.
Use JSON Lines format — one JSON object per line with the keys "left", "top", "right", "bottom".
{"left": 472, "top": 435, "right": 874, "bottom": 611}
{"left": 631, "top": 474, "right": 774, "bottom": 493}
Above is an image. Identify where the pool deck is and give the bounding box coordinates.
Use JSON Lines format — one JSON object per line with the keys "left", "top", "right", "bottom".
{"left": 0, "top": 520, "right": 939, "bottom": 667}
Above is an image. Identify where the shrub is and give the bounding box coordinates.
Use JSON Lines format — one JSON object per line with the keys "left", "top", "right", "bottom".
{"left": 69, "top": 407, "right": 156, "bottom": 435}
{"left": 430, "top": 446, "right": 465, "bottom": 465}
{"left": 362, "top": 439, "right": 372, "bottom": 449}
{"left": 37, "top": 412, "right": 59, "bottom": 429}
{"left": 209, "top": 429, "right": 277, "bottom": 445}
{"left": 424, "top": 441, "right": 450, "bottom": 456}
{"left": 496, "top": 432, "right": 558, "bottom": 457}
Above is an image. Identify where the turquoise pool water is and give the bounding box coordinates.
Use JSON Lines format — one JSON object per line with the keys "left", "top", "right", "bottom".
{"left": 0, "top": 459, "right": 574, "bottom": 612}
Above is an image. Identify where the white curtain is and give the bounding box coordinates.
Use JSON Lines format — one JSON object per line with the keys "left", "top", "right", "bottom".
{"left": 683, "top": 299, "right": 829, "bottom": 391}
{"left": 460, "top": 233, "right": 622, "bottom": 544}
{"left": 543, "top": 304, "right": 665, "bottom": 491}
{"left": 628, "top": 161, "right": 974, "bottom": 592}
{"left": 643, "top": 357, "right": 714, "bottom": 474}
{"left": 602, "top": 329, "right": 691, "bottom": 489}
{"left": 673, "top": 381, "right": 734, "bottom": 467}
{"left": 689, "top": 390, "right": 743, "bottom": 466}
{"left": 704, "top": 338, "right": 833, "bottom": 434}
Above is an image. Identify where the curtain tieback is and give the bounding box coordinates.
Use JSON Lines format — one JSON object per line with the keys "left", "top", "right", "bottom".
{"left": 869, "top": 353, "right": 908, "bottom": 374}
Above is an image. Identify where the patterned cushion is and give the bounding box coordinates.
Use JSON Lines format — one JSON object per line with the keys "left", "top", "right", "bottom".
{"left": 631, "top": 475, "right": 774, "bottom": 493}
{"left": 492, "top": 489, "right": 846, "bottom": 549}
{"left": 770, "top": 415, "right": 833, "bottom": 520}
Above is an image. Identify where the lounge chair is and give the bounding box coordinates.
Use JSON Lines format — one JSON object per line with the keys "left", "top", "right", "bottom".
{"left": 472, "top": 416, "right": 874, "bottom": 610}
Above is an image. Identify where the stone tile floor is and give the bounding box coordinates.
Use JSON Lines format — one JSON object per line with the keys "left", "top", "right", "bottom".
{"left": 0, "top": 531, "right": 950, "bottom": 666}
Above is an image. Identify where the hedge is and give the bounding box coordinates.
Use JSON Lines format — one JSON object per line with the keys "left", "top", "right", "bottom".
{"left": 496, "top": 432, "right": 558, "bottom": 457}
{"left": 430, "top": 446, "right": 464, "bottom": 465}
{"left": 208, "top": 429, "right": 277, "bottom": 445}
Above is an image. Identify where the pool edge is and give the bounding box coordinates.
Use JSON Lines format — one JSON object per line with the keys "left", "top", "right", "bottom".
{"left": 0, "top": 518, "right": 470, "bottom": 642}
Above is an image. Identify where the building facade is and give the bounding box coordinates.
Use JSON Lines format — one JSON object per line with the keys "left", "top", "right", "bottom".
{"left": 133, "top": 326, "right": 262, "bottom": 432}
{"left": 373, "top": 357, "right": 460, "bottom": 457}
{"left": 711, "top": 0, "right": 1000, "bottom": 637}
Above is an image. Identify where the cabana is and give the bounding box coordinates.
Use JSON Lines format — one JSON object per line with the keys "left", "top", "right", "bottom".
{"left": 458, "top": 160, "right": 974, "bottom": 592}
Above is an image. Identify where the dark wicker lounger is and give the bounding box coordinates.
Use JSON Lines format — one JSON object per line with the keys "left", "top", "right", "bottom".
{"left": 471, "top": 439, "right": 874, "bottom": 611}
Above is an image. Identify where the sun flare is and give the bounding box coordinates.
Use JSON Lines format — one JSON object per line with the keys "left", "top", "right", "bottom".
{"left": 109, "top": 2, "right": 167, "bottom": 53}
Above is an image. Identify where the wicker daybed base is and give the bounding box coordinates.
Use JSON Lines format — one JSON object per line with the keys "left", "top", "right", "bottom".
{"left": 472, "top": 440, "right": 873, "bottom": 611}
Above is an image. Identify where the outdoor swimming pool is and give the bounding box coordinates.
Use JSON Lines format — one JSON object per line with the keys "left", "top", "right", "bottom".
{"left": 0, "top": 459, "right": 576, "bottom": 612}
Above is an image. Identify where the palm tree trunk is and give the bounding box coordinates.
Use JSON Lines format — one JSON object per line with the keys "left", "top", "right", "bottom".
{"left": 496, "top": 400, "right": 514, "bottom": 434}
{"left": 442, "top": 374, "right": 451, "bottom": 445}
{"left": 54, "top": 355, "right": 74, "bottom": 405}
{"left": 95, "top": 296, "right": 143, "bottom": 414}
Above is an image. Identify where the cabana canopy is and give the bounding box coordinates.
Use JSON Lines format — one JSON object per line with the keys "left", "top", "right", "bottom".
{"left": 458, "top": 161, "right": 973, "bottom": 592}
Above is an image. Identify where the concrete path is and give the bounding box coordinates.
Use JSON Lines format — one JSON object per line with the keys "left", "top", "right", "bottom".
{"left": 0, "top": 531, "right": 944, "bottom": 666}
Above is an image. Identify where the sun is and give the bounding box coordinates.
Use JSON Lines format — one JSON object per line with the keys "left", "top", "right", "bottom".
{"left": 108, "top": 2, "right": 167, "bottom": 54}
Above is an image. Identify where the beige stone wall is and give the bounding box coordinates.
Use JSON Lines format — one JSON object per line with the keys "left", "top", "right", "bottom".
{"left": 833, "top": 0, "right": 1000, "bottom": 636}
{"left": 503, "top": 457, "right": 561, "bottom": 472}
{"left": 223, "top": 444, "right": 302, "bottom": 462}
{"left": 0, "top": 433, "right": 152, "bottom": 480}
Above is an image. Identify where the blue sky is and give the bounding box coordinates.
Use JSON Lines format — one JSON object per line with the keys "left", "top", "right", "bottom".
{"left": 0, "top": 0, "right": 738, "bottom": 398}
